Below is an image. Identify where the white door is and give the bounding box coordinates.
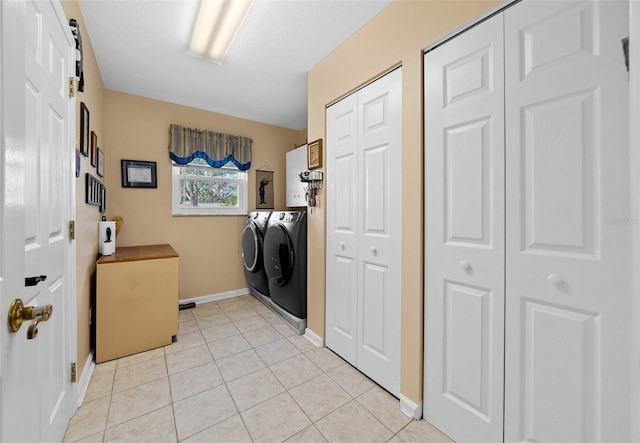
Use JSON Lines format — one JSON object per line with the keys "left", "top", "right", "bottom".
{"left": 424, "top": 13, "right": 505, "bottom": 442}
{"left": 504, "top": 1, "right": 630, "bottom": 441}
{"left": 326, "top": 68, "right": 402, "bottom": 396}
{"left": 1, "top": 0, "right": 76, "bottom": 441}
{"left": 326, "top": 92, "right": 359, "bottom": 366}
{"left": 356, "top": 68, "right": 401, "bottom": 395}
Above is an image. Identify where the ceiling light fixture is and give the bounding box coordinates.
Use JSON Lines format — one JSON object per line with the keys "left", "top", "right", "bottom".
{"left": 189, "top": 0, "right": 254, "bottom": 64}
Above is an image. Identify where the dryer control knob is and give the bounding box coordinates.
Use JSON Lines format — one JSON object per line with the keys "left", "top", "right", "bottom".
{"left": 279, "top": 213, "right": 285, "bottom": 220}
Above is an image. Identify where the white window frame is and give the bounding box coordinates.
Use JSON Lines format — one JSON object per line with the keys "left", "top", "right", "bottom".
{"left": 172, "top": 161, "right": 247, "bottom": 216}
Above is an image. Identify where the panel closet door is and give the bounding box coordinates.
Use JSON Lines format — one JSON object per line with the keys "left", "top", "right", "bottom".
{"left": 504, "top": 1, "right": 630, "bottom": 441}
{"left": 424, "top": 1, "right": 631, "bottom": 442}
{"left": 326, "top": 68, "right": 402, "bottom": 396}
{"left": 424, "top": 12, "right": 505, "bottom": 443}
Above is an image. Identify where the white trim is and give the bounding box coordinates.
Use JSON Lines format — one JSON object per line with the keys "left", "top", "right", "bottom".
{"left": 179, "top": 288, "right": 250, "bottom": 305}
{"left": 400, "top": 394, "right": 423, "bottom": 419}
{"left": 75, "top": 351, "right": 95, "bottom": 407}
{"left": 422, "top": 0, "right": 517, "bottom": 54}
{"left": 304, "top": 328, "right": 323, "bottom": 347}
{"left": 629, "top": 1, "right": 639, "bottom": 440}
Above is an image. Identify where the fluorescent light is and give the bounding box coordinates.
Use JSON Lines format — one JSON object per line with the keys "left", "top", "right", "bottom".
{"left": 189, "top": 0, "right": 254, "bottom": 64}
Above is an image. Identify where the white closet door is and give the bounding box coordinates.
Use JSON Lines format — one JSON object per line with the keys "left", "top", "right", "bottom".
{"left": 504, "top": 1, "right": 630, "bottom": 441}
{"left": 326, "top": 68, "right": 402, "bottom": 396}
{"left": 356, "top": 68, "right": 402, "bottom": 396}
{"left": 326, "top": 93, "right": 359, "bottom": 366}
{"left": 424, "top": 14, "right": 505, "bottom": 442}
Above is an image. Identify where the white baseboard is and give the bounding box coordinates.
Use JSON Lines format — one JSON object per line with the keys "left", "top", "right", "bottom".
{"left": 76, "top": 351, "right": 95, "bottom": 407}
{"left": 400, "top": 394, "right": 423, "bottom": 419}
{"left": 179, "top": 288, "right": 250, "bottom": 305}
{"left": 304, "top": 328, "right": 323, "bottom": 347}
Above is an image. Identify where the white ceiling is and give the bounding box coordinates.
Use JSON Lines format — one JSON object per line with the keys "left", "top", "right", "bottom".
{"left": 78, "top": 0, "right": 392, "bottom": 131}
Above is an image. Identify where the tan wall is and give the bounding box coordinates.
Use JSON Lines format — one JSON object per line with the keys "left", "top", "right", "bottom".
{"left": 61, "top": 0, "right": 105, "bottom": 378}
{"left": 104, "top": 91, "right": 305, "bottom": 300}
{"left": 307, "top": 0, "right": 499, "bottom": 405}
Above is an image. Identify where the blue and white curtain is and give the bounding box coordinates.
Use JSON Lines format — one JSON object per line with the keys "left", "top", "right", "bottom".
{"left": 168, "top": 124, "right": 252, "bottom": 170}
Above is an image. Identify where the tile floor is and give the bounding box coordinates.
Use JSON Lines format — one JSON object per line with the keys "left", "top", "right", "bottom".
{"left": 63, "top": 294, "right": 453, "bottom": 443}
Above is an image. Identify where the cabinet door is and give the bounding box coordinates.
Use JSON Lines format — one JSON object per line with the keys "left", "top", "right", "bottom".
{"left": 424, "top": 13, "right": 505, "bottom": 442}
{"left": 286, "top": 145, "right": 307, "bottom": 207}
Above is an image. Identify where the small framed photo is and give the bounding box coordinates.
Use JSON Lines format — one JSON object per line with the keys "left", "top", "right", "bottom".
{"left": 99, "top": 184, "right": 106, "bottom": 213}
{"left": 90, "top": 131, "right": 97, "bottom": 167}
{"left": 97, "top": 148, "right": 104, "bottom": 177}
{"left": 80, "top": 102, "right": 90, "bottom": 157}
{"left": 121, "top": 159, "right": 157, "bottom": 188}
{"left": 307, "top": 139, "right": 322, "bottom": 169}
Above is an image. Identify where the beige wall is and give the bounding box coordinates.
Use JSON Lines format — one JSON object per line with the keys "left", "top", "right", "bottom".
{"left": 104, "top": 91, "right": 305, "bottom": 300}
{"left": 307, "top": 0, "right": 499, "bottom": 405}
{"left": 61, "top": 0, "right": 105, "bottom": 377}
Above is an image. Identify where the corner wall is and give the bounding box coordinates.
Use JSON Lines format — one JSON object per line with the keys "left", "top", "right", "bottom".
{"left": 103, "top": 90, "right": 305, "bottom": 299}
{"left": 307, "top": 0, "right": 499, "bottom": 405}
{"left": 61, "top": 0, "right": 105, "bottom": 377}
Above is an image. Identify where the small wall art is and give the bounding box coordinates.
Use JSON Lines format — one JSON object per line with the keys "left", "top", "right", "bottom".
{"left": 90, "top": 131, "right": 97, "bottom": 167}
{"left": 256, "top": 169, "right": 274, "bottom": 209}
{"left": 308, "top": 139, "right": 322, "bottom": 169}
{"left": 97, "top": 148, "right": 104, "bottom": 177}
{"left": 80, "top": 102, "right": 89, "bottom": 156}
{"left": 121, "top": 159, "right": 157, "bottom": 188}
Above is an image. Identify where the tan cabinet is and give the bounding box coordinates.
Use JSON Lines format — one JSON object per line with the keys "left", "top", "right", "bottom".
{"left": 96, "top": 244, "right": 179, "bottom": 363}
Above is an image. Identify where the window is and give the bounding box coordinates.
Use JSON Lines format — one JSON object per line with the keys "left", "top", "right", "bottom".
{"left": 172, "top": 158, "right": 247, "bottom": 216}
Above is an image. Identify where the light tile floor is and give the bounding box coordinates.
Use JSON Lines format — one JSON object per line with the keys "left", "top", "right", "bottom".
{"left": 63, "top": 294, "right": 453, "bottom": 443}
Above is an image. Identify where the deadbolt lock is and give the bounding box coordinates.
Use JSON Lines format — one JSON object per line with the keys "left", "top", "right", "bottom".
{"left": 7, "top": 299, "right": 53, "bottom": 339}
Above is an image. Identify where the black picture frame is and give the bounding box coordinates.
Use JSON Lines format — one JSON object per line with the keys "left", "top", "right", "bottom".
{"left": 85, "top": 173, "right": 101, "bottom": 206}
{"left": 121, "top": 159, "right": 157, "bottom": 188}
{"left": 80, "top": 102, "right": 89, "bottom": 157}
{"left": 99, "top": 184, "right": 106, "bottom": 213}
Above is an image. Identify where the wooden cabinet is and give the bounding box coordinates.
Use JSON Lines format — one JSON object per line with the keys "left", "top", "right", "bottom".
{"left": 286, "top": 144, "right": 307, "bottom": 207}
{"left": 96, "top": 244, "right": 179, "bottom": 363}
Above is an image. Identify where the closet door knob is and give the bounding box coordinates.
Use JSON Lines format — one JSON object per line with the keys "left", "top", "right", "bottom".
{"left": 371, "top": 246, "right": 377, "bottom": 255}
{"left": 339, "top": 242, "right": 345, "bottom": 250}
{"left": 548, "top": 274, "right": 563, "bottom": 286}
{"left": 459, "top": 260, "right": 471, "bottom": 270}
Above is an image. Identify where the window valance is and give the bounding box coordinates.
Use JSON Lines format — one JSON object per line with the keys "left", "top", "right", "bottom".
{"left": 168, "top": 124, "right": 252, "bottom": 171}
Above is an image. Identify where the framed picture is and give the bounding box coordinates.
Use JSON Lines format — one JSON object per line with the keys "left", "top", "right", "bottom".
{"left": 80, "top": 102, "right": 89, "bottom": 157}
{"left": 99, "top": 184, "right": 106, "bottom": 213}
{"left": 85, "top": 173, "right": 100, "bottom": 206}
{"left": 97, "top": 148, "right": 104, "bottom": 177}
{"left": 307, "top": 139, "right": 322, "bottom": 169}
{"left": 121, "top": 159, "right": 157, "bottom": 188}
{"left": 90, "top": 131, "right": 97, "bottom": 167}
{"left": 256, "top": 169, "right": 274, "bottom": 209}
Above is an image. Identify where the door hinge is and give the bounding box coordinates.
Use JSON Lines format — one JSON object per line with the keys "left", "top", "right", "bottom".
{"left": 70, "top": 362, "right": 77, "bottom": 383}
{"left": 69, "top": 77, "right": 75, "bottom": 97}
{"left": 69, "top": 220, "right": 75, "bottom": 240}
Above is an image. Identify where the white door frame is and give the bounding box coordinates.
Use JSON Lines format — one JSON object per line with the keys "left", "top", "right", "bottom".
{"left": 423, "top": 0, "right": 640, "bottom": 440}
{"left": 629, "top": 1, "right": 640, "bottom": 440}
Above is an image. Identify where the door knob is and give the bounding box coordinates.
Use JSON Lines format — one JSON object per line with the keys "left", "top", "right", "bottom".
{"left": 7, "top": 298, "right": 53, "bottom": 339}
{"left": 340, "top": 242, "right": 345, "bottom": 250}
{"left": 371, "top": 246, "right": 377, "bottom": 255}
{"left": 459, "top": 260, "right": 471, "bottom": 270}
{"left": 548, "top": 274, "right": 563, "bottom": 286}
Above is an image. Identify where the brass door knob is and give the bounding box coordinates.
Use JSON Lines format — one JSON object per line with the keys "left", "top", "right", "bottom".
{"left": 7, "top": 299, "right": 53, "bottom": 339}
